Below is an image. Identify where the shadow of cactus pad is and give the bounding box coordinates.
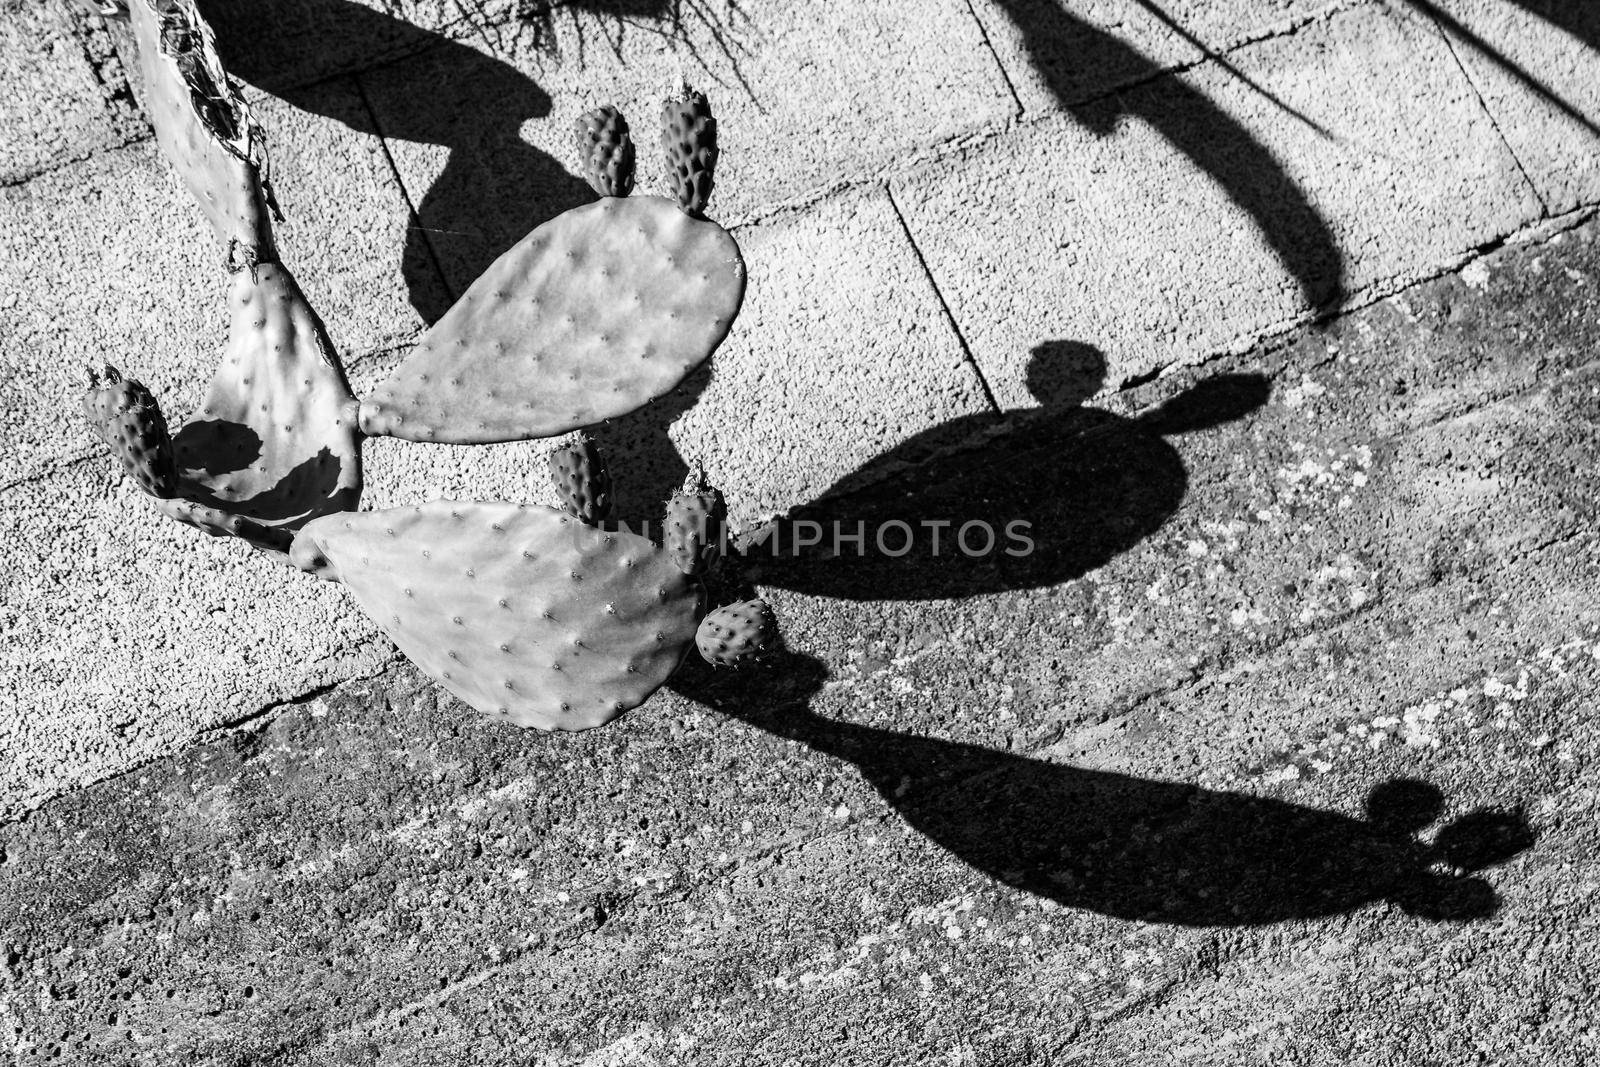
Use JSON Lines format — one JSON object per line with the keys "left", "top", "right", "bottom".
{"left": 290, "top": 502, "right": 704, "bottom": 730}
{"left": 128, "top": 0, "right": 274, "bottom": 258}
{"left": 172, "top": 262, "right": 361, "bottom": 535}
{"left": 359, "top": 195, "right": 745, "bottom": 444}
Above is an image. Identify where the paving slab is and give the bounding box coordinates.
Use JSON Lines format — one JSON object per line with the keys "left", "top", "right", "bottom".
{"left": 0, "top": 79, "right": 432, "bottom": 487}
{"left": 0, "top": 1, "right": 141, "bottom": 184}
{"left": 357, "top": 0, "right": 1013, "bottom": 305}
{"left": 968, "top": 0, "right": 1371, "bottom": 114}
{"left": 1420, "top": 0, "right": 1600, "bottom": 216}
{"left": 891, "top": 0, "right": 1542, "bottom": 408}
{"left": 0, "top": 457, "right": 397, "bottom": 822}
{"left": 1073, "top": 686, "right": 1598, "bottom": 1063}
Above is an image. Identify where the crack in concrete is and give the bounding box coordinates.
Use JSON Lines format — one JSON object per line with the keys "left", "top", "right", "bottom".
{"left": 1409, "top": 0, "right": 1550, "bottom": 219}
{"left": 350, "top": 74, "right": 458, "bottom": 310}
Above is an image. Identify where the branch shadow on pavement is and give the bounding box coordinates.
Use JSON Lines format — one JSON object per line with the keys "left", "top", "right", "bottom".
{"left": 989, "top": 0, "right": 1347, "bottom": 312}
{"left": 1505, "top": 0, "right": 1600, "bottom": 50}
{"left": 1408, "top": 0, "right": 1600, "bottom": 138}
{"left": 672, "top": 649, "right": 1535, "bottom": 925}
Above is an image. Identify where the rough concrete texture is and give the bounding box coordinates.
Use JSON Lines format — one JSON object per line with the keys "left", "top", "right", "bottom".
{"left": 892, "top": 0, "right": 1542, "bottom": 408}
{"left": 0, "top": 1, "right": 141, "bottom": 184}
{"left": 4, "top": 198, "right": 1600, "bottom": 1064}
{"left": 1421, "top": 0, "right": 1600, "bottom": 216}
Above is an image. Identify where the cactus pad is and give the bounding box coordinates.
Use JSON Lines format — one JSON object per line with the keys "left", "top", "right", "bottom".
{"left": 172, "top": 262, "right": 361, "bottom": 538}
{"left": 696, "top": 599, "right": 775, "bottom": 667}
{"left": 289, "top": 502, "right": 703, "bottom": 730}
{"left": 575, "top": 105, "right": 636, "bottom": 199}
{"left": 360, "top": 195, "right": 744, "bottom": 444}
{"left": 662, "top": 86, "right": 717, "bottom": 216}
{"left": 665, "top": 472, "right": 727, "bottom": 577}
{"left": 128, "top": 0, "right": 275, "bottom": 263}
{"left": 83, "top": 365, "right": 178, "bottom": 498}
{"left": 549, "top": 433, "right": 614, "bottom": 525}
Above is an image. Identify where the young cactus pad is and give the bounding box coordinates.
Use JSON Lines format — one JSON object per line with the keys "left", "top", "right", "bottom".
{"left": 155, "top": 497, "right": 295, "bottom": 554}
{"left": 662, "top": 86, "right": 717, "bottom": 216}
{"left": 665, "top": 472, "right": 727, "bottom": 577}
{"left": 83, "top": 365, "right": 177, "bottom": 499}
{"left": 359, "top": 195, "right": 745, "bottom": 444}
{"left": 288, "top": 502, "right": 704, "bottom": 730}
{"left": 549, "top": 433, "right": 614, "bottom": 526}
{"left": 696, "top": 598, "right": 775, "bottom": 667}
{"left": 170, "top": 262, "right": 361, "bottom": 535}
{"left": 575, "top": 105, "right": 636, "bottom": 198}
{"left": 128, "top": 0, "right": 275, "bottom": 262}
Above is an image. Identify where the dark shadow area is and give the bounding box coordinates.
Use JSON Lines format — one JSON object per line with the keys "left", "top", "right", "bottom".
{"left": 1506, "top": 0, "right": 1600, "bottom": 50}
{"left": 672, "top": 651, "right": 1535, "bottom": 924}
{"left": 590, "top": 360, "right": 714, "bottom": 528}
{"left": 172, "top": 417, "right": 261, "bottom": 477}
{"left": 990, "top": 0, "right": 1347, "bottom": 311}
{"left": 741, "top": 342, "right": 1269, "bottom": 601}
{"left": 201, "top": 0, "right": 616, "bottom": 322}
{"left": 1410, "top": 0, "right": 1600, "bottom": 138}
{"left": 173, "top": 442, "right": 356, "bottom": 523}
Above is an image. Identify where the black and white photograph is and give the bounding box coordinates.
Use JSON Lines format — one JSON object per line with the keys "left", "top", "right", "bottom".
{"left": 1, "top": 0, "right": 1595, "bottom": 1062}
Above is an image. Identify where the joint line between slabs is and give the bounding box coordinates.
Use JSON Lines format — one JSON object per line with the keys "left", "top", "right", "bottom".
{"left": 885, "top": 182, "right": 1003, "bottom": 414}
{"left": 352, "top": 74, "right": 459, "bottom": 305}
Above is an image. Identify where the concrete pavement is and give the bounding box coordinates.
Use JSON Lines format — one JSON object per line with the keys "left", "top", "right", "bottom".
{"left": 4, "top": 0, "right": 1600, "bottom": 1061}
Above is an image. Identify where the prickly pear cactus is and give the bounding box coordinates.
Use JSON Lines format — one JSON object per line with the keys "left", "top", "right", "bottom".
{"left": 548, "top": 433, "right": 614, "bottom": 526}
{"left": 662, "top": 85, "right": 717, "bottom": 216}
{"left": 575, "top": 105, "right": 636, "bottom": 199}
{"left": 82, "top": 365, "right": 178, "bottom": 498}
{"left": 696, "top": 599, "right": 775, "bottom": 667}
{"left": 172, "top": 263, "right": 362, "bottom": 531}
{"left": 359, "top": 192, "right": 745, "bottom": 444}
{"left": 82, "top": 15, "right": 776, "bottom": 727}
{"left": 289, "top": 502, "right": 703, "bottom": 730}
{"left": 665, "top": 470, "right": 727, "bottom": 577}
{"left": 156, "top": 497, "right": 295, "bottom": 553}
{"left": 127, "top": 0, "right": 277, "bottom": 266}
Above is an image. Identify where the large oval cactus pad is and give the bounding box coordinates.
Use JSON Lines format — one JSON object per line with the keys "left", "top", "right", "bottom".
{"left": 174, "top": 263, "right": 361, "bottom": 534}
{"left": 128, "top": 0, "right": 274, "bottom": 259}
{"left": 360, "top": 196, "right": 745, "bottom": 443}
{"left": 290, "top": 502, "right": 703, "bottom": 730}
